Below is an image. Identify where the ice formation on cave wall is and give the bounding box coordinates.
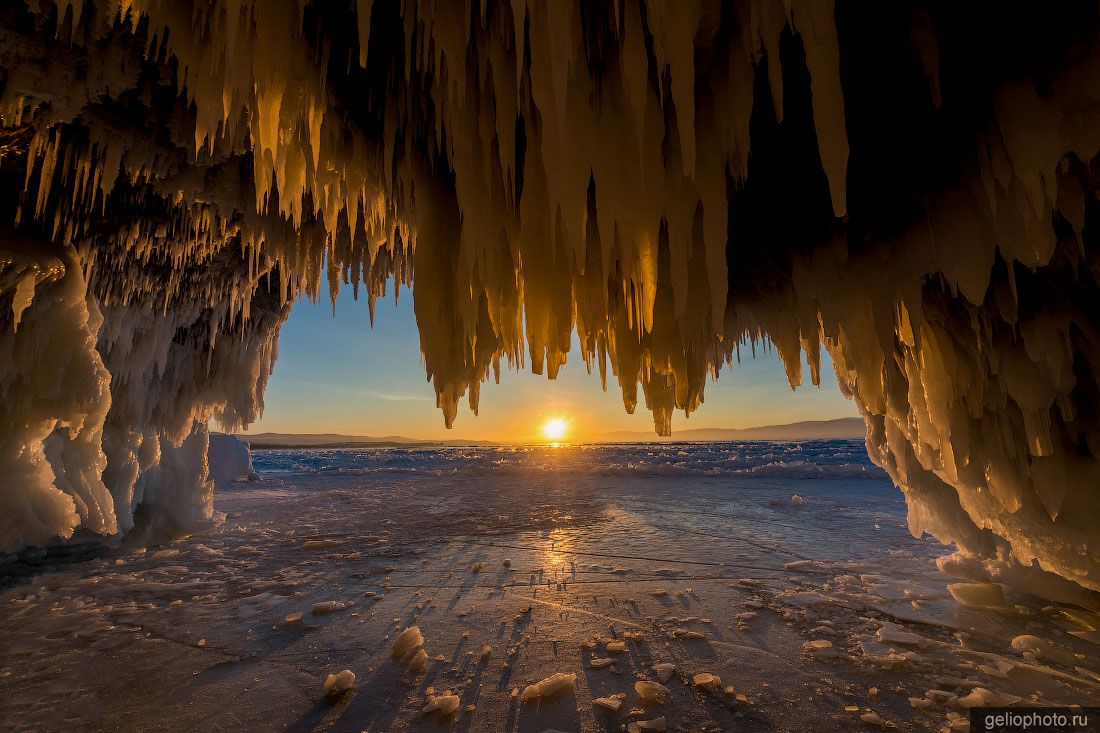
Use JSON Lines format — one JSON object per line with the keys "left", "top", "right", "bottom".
{"left": 0, "top": 0, "right": 1098, "bottom": 606}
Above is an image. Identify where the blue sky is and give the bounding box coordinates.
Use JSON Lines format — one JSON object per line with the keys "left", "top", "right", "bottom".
{"left": 247, "top": 278, "right": 860, "bottom": 442}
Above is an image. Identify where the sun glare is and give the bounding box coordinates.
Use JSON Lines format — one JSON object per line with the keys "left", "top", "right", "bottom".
{"left": 542, "top": 418, "right": 568, "bottom": 442}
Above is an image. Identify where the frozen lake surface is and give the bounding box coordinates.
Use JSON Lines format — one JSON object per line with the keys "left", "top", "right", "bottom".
{"left": 2, "top": 441, "right": 1098, "bottom": 731}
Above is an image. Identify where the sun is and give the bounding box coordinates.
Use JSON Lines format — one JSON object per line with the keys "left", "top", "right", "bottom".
{"left": 541, "top": 418, "right": 568, "bottom": 442}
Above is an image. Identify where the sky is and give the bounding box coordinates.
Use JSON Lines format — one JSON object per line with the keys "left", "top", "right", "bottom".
{"left": 246, "top": 278, "right": 860, "bottom": 443}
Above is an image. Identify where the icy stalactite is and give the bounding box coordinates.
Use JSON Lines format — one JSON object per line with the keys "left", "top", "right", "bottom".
{"left": 0, "top": 1, "right": 1098, "bottom": 606}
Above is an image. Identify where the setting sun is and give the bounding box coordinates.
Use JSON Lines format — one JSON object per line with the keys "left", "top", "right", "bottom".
{"left": 541, "top": 418, "right": 568, "bottom": 442}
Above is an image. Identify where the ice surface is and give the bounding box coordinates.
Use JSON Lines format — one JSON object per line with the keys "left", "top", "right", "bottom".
{"left": 1, "top": 454, "right": 1099, "bottom": 730}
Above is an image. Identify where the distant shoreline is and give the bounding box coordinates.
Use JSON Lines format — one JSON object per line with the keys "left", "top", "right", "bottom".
{"left": 240, "top": 417, "right": 866, "bottom": 449}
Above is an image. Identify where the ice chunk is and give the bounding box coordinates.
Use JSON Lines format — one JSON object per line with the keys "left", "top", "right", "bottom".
{"left": 1010, "top": 634, "right": 1050, "bottom": 655}
{"left": 651, "top": 663, "right": 676, "bottom": 682}
{"left": 860, "top": 711, "right": 886, "bottom": 727}
{"left": 634, "top": 680, "right": 669, "bottom": 703}
{"left": 207, "top": 434, "right": 256, "bottom": 483}
{"left": 323, "top": 669, "right": 355, "bottom": 696}
{"left": 947, "top": 583, "right": 1007, "bottom": 609}
{"left": 957, "top": 688, "right": 1022, "bottom": 707}
{"left": 407, "top": 649, "right": 428, "bottom": 671}
{"left": 302, "top": 540, "right": 342, "bottom": 550}
{"left": 392, "top": 625, "right": 426, "bottom": 671}
{"left": 670, "top": 628, "right": 705, "bottom": 640}
{"left": 876, "top": 622, "right": 924, "bottom": 647}
{"left": 692, "top": 673, "right": 722, "bottom": 692}
{"left": 312, "top": 600, "right": 351, "bottom": 614}
{"left": 423, "top": 692, "right": 461, "bottom": 716}
{"left": 945, "top": 712, "right": 970, "bottom": 732}
{"left": 521, "top": 672, "right": 577, "bottom": 702}
{"left": 1069, "top": 630, "right": 1100, "bottom": 645}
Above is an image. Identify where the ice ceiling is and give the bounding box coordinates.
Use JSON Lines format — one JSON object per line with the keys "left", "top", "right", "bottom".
{"left": 1, "top": 0, "right": 1099, "bottom": 607}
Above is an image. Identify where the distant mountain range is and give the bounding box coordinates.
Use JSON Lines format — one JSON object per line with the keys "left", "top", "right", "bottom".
{"left": 239, "top": 417, "right": 866, "bottom": 448}
{"left": 598, "top": 417, "right": 866, "bottom": 442}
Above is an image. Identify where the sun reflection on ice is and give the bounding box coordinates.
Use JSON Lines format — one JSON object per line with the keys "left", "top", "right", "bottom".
{"left": 543, "top": 528, "right": 578, "bottom": 577}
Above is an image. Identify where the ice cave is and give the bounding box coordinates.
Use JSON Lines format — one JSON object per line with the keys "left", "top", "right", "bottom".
{"left": 2, "top": 1, "right": 1100, "bottom": 729}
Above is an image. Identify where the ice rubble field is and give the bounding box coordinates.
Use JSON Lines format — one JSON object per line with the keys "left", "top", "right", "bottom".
{"left": 1, "top": 441, "right": 1098, "bottom": 732}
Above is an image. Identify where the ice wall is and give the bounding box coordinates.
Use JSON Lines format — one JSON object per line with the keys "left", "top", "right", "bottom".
{"left": 0, "top": 0, "right": 1098, "bottom": 605}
